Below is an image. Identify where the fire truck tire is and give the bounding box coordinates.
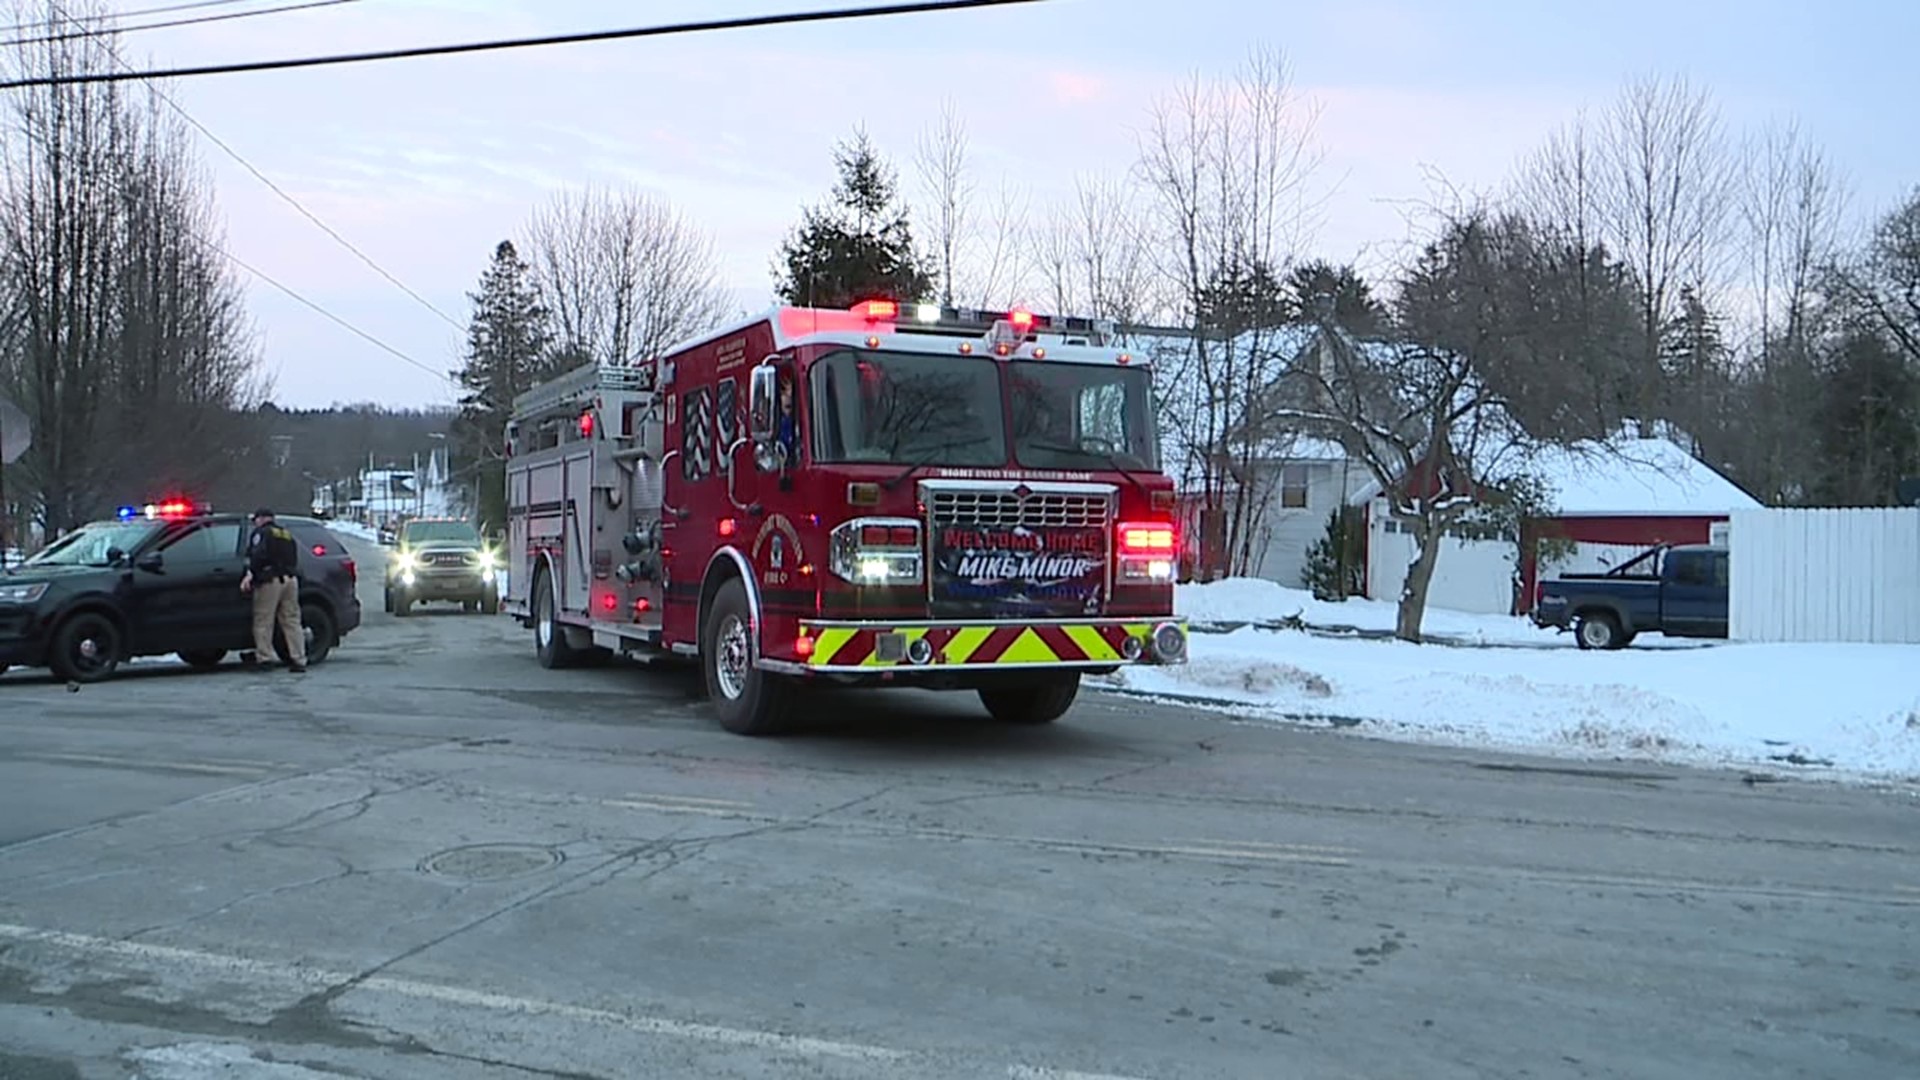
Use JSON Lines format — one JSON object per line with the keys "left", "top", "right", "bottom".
{"left": 703, "top": 576, "right": 795, "bottom": 736}
{"left": 534, "top": 570, "right": 578, "bottom": 669}
{"left": 977, "top": 673, "right": 1081, "bottom": 725}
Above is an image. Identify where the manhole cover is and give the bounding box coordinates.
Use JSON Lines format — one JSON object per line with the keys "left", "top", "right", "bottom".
{"left": 420, "top": 843, "right": 564, "bottom": 882}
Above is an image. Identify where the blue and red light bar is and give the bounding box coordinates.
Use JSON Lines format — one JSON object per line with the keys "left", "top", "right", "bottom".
{"left": 117, "top": 499, "right": 209, "bottom": 521}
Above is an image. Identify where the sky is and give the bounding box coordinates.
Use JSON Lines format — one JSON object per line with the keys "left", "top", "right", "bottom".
{"left": 50, "top": 0, "right": 1920, "bottom": 410}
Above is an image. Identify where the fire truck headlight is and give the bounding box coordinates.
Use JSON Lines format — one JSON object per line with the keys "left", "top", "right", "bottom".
{"left": 1119, "top": 556, "right": 1175, "bottom": 583}
{"left": 857, "top": 557, "right": 892, "bottom": 581}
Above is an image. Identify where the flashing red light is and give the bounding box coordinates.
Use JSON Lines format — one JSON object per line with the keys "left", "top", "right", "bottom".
{"left": 1118, "top": 522, "right": 1177, "bottom": 557}
{"left": 858, "top": 525, "right": 918, "bottom": 547}
{"left": 958, "top": 342, "right": 974, "bottom": 355}
{"left": 993, "top": 343, "right": 1013, "bottom": 357}
{"left": 633, "top": 597, "right": 652, "bottom": 615}
{"left": 1008, "top": 309, "right": 1035, "bottom": 332}
{"left": 794, "top": 634, "right": 815, "bottom": 658}
{"left": 310, "top": 544, "right": 328, "bottom": 557}
{"left": 717, "top": 517, "right": 737, "bottom": 538}
{"left": 156, "top": 500, "right": 195, "bottom": 518}
{"left": 865, "top": 335, "right": 882, "bottom": 349}
{"left": 579, "top": 411, "right": 595, "bottom": 437}
{"left": 599, "top": 593, "right": 618, "bottom": 613}
{"left": 1032, "top": 347, "right": 1047, "bottom": 360}
{"left": 854, "top": 299, "right": 899, "bottom": 321}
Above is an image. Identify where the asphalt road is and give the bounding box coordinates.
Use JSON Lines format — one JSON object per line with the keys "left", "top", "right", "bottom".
{"left": 1, "top": 538, "right": 1916, "bottom": 1080}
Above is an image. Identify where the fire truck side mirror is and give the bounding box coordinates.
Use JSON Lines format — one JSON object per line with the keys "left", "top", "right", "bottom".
{"left": 748, "top": 363, "right": 780, "bottom": 445}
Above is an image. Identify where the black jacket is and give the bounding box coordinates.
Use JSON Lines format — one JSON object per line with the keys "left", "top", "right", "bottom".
{"left": 247, "top": 521, "right": 300, "bottom": 581}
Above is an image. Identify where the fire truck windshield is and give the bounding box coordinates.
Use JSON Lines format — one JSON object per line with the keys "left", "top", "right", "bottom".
{"left": 1008, "top": 363, "right": 1160, "bottom": 471}
{"left": 810, "top": 349, "right": 1007, "bottom": 466}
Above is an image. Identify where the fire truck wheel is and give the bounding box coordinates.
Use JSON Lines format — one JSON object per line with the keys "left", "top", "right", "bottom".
{"left": 977, "top": 673, "right": 1081, "bottom": 725}
{"left": 703, "top": 576, "right": 794, "bottom": 736}
{"left": 534, "top": 570, "right": 577, "bottom": 669}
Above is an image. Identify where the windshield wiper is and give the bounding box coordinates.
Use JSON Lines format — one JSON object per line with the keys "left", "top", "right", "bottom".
{"left": 1023, "top": 441, "right": 1152, "bottom": 497}
{"left": 882, "top": 436, "right": 995, "bottom": 490}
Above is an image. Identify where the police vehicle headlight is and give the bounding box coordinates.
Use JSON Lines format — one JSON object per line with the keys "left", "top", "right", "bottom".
{"left": 394, "top": 552, "right": 419, "bottom": 573}
{"left": 478, "top": 550, "right": 499, "bottom": 570}
{"left": 0, "top": 581, "right": 50, "bottom": 605}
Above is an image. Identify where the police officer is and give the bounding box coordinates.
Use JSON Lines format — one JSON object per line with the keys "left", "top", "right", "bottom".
{"left": 241, "top": 507, "right": 306, "bottom": 672}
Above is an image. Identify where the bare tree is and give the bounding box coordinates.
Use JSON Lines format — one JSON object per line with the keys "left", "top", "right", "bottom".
{"left": 1135, "top": 45, "right": 1323, "bottom": 578}
{"left": 0, "top": 0, "right": 260, "bottom": 532}
{"left": 1600, "top": 74, "right": 1737, "bottom": 412}
{"left": 1740, "top": 121, "right": 1848, "bottom": 354}
{"left": 913, "top": 101, "right": 971, "bottom": 307}
{"left": 1515, "top": 75, "right": 1736, "bottom": 422}
{"left": 1034, "top": 173, "right": 1158, "bottom": 324}
{"left": 521, "top": 185, "right": 730, "bottom": 367}
{"left": 1275, "top": 208, "right": 1550, "bottom": 641}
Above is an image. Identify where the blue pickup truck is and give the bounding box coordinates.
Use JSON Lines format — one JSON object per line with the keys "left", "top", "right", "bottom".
{"left": 1531, "top": 544, "right": 1729, "bottom": 649}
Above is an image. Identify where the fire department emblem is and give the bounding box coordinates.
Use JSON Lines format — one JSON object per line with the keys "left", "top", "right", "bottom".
{"left": 752, "top": 514, "right": 803, "bottom": 586}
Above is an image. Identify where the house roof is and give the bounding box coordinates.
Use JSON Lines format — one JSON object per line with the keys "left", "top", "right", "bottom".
{"left": 1519, "top": 433, "right": 1762, "bottom": 517}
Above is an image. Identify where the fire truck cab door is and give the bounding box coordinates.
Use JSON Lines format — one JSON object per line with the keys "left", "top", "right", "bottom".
{"left": 561, "top": 450, "right": 593, "bottom": 613}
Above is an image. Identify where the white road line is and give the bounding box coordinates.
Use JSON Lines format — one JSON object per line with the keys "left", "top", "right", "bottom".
{"left": 602, "top": 798, "right": 762, "bottom": 818}
{"left": 0, "top": 923, "right": 1154, "bottom": 1077}
{"left": 1008, "top": 1066, "right": 1155, "bottom": 1080}
{"left": 1165, "top": 838, "right": 1358, "bottom": 856}
{"left": 15, "top": 753, "right": 277, "bottom": 777}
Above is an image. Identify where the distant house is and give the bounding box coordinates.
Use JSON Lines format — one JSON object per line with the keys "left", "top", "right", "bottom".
{"left": 1512, "top": 428, "right": 1762, "bottom": 612}
{"left": 1158, "top": 324, "right": 1387, "bottom": 584}
{"left": 1351, "top": 422, "right": 1763, "bottom": 615}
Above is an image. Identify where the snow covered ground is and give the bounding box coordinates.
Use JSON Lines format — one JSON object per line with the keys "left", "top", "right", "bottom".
{"left": 1101, "top": 578, "right": 1920, "bottom": 782}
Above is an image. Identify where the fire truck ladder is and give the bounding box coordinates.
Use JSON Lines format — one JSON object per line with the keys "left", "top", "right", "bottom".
{"left": 511, "top": 361, "right": 652, "bottom": 417}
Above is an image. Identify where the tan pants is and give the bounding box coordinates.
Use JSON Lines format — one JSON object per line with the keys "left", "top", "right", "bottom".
{"left": 251, "top": 577, "right": 306, "bottom": 667}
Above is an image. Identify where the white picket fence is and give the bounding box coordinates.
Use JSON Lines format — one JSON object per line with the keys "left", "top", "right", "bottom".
{"left": 1728, "top": 507, "right": 1920, "bottom": 643}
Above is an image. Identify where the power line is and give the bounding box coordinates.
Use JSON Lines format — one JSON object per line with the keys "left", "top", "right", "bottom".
{"left": 3, "top": 0, "right": 262, "bottom": 34}
{"left": 0, "top": 0, "right": 1047, "bottom": 88}
{"left": 36, "top": 0, "right": 464, "bottom": 334}
{"left": 218, "top": 241, "right": 448, "bottom": 386}
{"left": 1, "top": 0, "right": 358, "bottom": 48}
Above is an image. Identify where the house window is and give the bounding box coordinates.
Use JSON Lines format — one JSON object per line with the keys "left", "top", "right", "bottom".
{"left": 1280, "top": 464, "right": 1310, "bottom": 509}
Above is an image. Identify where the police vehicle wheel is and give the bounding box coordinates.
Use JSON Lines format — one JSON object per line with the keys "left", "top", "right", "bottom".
{"left": 978, "top": 673, "right": 1081, "bottom": 725}
{"left": 278, "top": 603, "right": 334, "bottom": 667}
{"left": 480, "top": 590, "right": 500, "bottom": 616}
{"left": 534, "top": 571, "right": 576, "bottom": 669}
{"left": 702, "top": 577, "right": 796, "bottom": 736}
{"left": 49, "top": 612, "right": 123, "bottom": 684}
{"left": 178, "top": 649, "right": 226, "bottom": 671}
{"left": 382, "top": 587, "right": 394, "bottom": 614}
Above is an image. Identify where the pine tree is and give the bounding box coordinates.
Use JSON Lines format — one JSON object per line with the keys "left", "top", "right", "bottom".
{"left": 774, "top": 129, "right": 933, "bottom": 308}
{"left": 450, "top": 240, "right": 555, "bottom": 532}
{"left": 1300, "top": 506, "right": 1366, "bottom": 600}
{"left": 1658, "top": 284, "right": 1731, "bottom": 452}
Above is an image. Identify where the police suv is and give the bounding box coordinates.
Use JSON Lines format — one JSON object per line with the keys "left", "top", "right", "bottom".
{"left": 0, "top": 501, "right": 363, "bottom": 683}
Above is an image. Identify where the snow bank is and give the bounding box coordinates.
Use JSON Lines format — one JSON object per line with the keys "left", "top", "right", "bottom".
{"left": 1177, "top": 577, "right": 1613, "bottom": 647}
{"left": 1110, "top": 627, "right": 1920, "bottom": 781}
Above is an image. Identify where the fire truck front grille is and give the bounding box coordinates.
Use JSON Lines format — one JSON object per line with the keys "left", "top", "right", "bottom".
{"left": 928, "top": 489, "right": 1111, "bottom": 529}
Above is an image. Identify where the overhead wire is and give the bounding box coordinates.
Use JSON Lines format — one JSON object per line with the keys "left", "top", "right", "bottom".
{"left": 2, "top": 0, "right": 263, "bottom": 35}
{"left": 0, "top": 0, "right": 1047, "bottom": 87}
{"left": 0, "top": 0, "right": 358, "bottom": 48}
{"left": 30, "top": 0, "right": 465, "bottom": 382}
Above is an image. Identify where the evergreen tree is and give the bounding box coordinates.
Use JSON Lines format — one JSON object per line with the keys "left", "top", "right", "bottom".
{"left": 774, "top": 129, "right": 933, "bottom": 308}
{"left": 1812, "top": 328, "right": 1920, "bottom": 506}
{"left": 1657, "top": 284, "right": 1731, "bottom": 452}
{"left": 1300, "top": 506, "right": 1366, "bottom": 600}
{"left": 450, "top": 240, "right": 555, "bottom": 533}
{"left": 1282, "top": 260, "right": 1386, "bottom": 337}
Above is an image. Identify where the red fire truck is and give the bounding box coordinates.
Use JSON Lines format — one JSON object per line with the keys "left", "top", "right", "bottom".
{"left": 501, "top": 301, "right": 1189, "bottom": 735}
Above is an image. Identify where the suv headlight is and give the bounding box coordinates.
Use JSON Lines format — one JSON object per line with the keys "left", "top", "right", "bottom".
{"left": 0, "top": 581, "right": 50, "bottom": 605}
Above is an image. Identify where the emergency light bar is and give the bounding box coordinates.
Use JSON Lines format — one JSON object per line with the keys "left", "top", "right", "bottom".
{"left": 851, "top": 300, "right": 1117, "bottom": 345}
{"left": 117, "top": 499, "right": 209, "bottom": 520}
